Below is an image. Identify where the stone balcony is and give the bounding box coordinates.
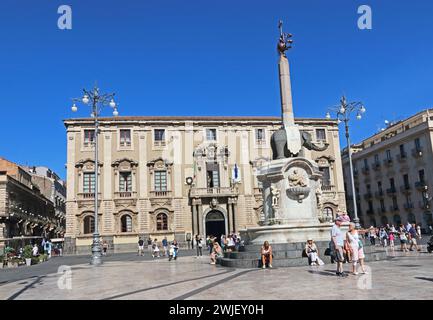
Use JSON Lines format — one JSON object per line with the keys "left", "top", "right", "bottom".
{"left": 374, "top": 190, "right": 384, "bottom": 198}
{"left": 77, "top": 192, "right": 101, "bottom": 200}
{"left": 114, "top": 191, "right": 137, "bottom": 198}
{"left": 190, "top": 187, "right": 238, "bottom": 198}
{"left": 149, "top": 190, "right": 172, "bottom": 198}
{"left": 415, "top": 180, "right": 428, "bottom": 191}
{"left": 400, "top": 185, "right": 412, "bottom": 194}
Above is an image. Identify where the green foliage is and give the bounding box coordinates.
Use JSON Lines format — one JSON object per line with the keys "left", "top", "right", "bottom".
{"left": 23, "top": 245, "right": 33, "bottom": 259}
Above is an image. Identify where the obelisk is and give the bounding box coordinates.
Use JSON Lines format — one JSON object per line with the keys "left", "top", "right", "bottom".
{"left": 277, "top": 21, "right": 302, "bottom": 156}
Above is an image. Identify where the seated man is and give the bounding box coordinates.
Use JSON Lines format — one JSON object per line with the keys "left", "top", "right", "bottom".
{"left": 261, "top": 241, "right": 273, "bottom": 269}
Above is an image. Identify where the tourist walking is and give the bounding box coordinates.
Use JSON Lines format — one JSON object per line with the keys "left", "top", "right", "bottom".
{"left": 102, "top": 240, "right": 108, "bottom": 256}
{"left": 379, "top": 228, "right": 388, "bottom": 247}
{"left": 195, "top": 235, "right": 203, "bottom": 257}
{"left": 261, "top": 241, "right": 273, "bottom": 269}
{"left": 346, "top": 223, "right": 368, "bottom": 275}
{"left": 152, "top": 239, "right": 160, "bottom": 258}
{"left": 44, "top": 239, "right": 52, "bottom": 259}
{"left": 147, "top": 237, "right": 153, "bottom": 254}
{"left": 137, "top": 238, "right": 144, "bottom": 256}
{"left": 162, "top": 237, "right": 168, "bottom": 256}
{"left": 331, "top": 217, "right": 347, "bottom": 277}
{"left": 409, "top": 223, "right": 421, "bottom": 252}
{"left": 399, "top": 226, "right": 409, "bottom": 252}
{"left": 389, "top": 232, "right": 395, "bottom": 250}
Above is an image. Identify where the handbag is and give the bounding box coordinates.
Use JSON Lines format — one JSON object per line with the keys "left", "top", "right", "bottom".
{"left": 324, "top": 248, "right": 331, "bottom": 256}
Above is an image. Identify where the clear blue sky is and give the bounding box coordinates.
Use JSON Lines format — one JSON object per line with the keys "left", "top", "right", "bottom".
{"left": 1, "top": 0, "right": 432, "bottom": 179}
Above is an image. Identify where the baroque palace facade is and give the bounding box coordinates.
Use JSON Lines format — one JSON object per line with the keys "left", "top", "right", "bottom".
{"left": 64, "top": 116, "right": 346, "bottom": 254}
{"left": 342, "top": 109, "right": 433, "bottom": 231}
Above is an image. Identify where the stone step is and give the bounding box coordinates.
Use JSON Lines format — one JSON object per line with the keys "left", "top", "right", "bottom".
{"left": 218, "top": 249, "right": 388, "bottom": 269}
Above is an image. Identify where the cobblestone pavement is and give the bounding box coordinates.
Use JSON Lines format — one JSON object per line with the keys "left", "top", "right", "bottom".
{"left": 0, "top": 249, "right": 432, "bottom": 300}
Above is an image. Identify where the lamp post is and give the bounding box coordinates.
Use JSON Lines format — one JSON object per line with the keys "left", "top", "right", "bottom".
{"left": 326, "top": 96, "right": 366, "bottom": 229}
{"left": 71, "top": 86, "right": 118, "bottom": 265}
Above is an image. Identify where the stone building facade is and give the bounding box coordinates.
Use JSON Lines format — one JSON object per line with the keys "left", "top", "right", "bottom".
{"left": 342, "top": 109, "right": 433, "bottom": 231}
{"left": 0, "top": 158, "right": 66, "bottom": 250}
{"left": 64, "top": 116, "right": 346, "bottom": 254}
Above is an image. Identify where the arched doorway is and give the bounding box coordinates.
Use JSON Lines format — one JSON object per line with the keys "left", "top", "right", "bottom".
{"left": 205, "top": 210, "right": 226, "bottom": 242}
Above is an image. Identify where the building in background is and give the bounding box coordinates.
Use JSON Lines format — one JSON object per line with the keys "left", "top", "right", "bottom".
{"left": 0, "top": 158, "right": 66, "bottom": 250}
{"left": 64, "top": 116, "right": 346, "bottom": 254}
{"left": 342, "top": 109, "right": 433, "bottom": 231}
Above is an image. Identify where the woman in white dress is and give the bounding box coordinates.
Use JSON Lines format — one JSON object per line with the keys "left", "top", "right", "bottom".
{"left": 305, "top": 238, "right": 324, "bottom": 266}
{"left": 346, "top": 223, "right": 368, "bottom": 275}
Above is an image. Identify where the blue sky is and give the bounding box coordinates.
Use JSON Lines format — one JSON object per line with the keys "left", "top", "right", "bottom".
{"left": 1, "top": 0, "right": 433, "bottom": 179}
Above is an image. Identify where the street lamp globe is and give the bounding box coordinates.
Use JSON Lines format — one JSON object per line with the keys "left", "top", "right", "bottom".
{"left": 325, "top": 112, "right": 331, "bottom": 119}
{"left": 337, "top": 119, "right": 342, "bottom": 124}
{"left": 82, "top": 95, "right": 90, "bottom": 104}
{"left": 112, "top": 108, "right": 119, "bottom": 116}
{"left": 360, "top": 106, "right": 366, "bottom": 113}
{"left": 339, "top": 106, "right": 346, "bottom": 114}
{"left": 109, "top": 99, "right": 116, "bottom": 108}
{"left": 356, "top": 113, "right": 362, "bottom": 120}
{"left": 71, "top": 103, "right": 78, "bottom": 112}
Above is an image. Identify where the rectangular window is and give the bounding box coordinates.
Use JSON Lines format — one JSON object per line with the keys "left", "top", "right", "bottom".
{"left": 403, "top": 174, "right": 410, "bottom": 189}
{"left": 380, "top": 199, "right": 385, "bottom": 211}
{"left": 366, "top": 184, "right": 371, "bottom": 192}
{"left": 374, "top": 154, "right": 379, "bottom": 163}
{"left": 154, "top": 171, "right": 167, "bottom": 191}
{"left": 119, "top": 172, "right": 132, "bottom": 192}
{"left": 415, "top": 138, "right": 421, "bottom": 150}
{"left": 368, "top": 201, "right": 373, "bottom": 212}
{"left": 386, "top": 150, "right": 392, "bottom": 160}
{"left": 392, "top": 196, "right": 398, "bottom": 208}
{"left": 377, "top": 181, "right": 382, "bottom": 191}
{"left": 119, "top": 129, "right": 131, "bottom": 147}
{"left": 84, "top": 130, "right": 95, "bottom": 147}
{"left": 206, "top": 129, "right": 217, "bottom": 141}
{"left": 389, "top": 178, "right": 395, "bottom": 189}
{"left": 419, "top": 169, "right": 425, "bottom": 182}
{"left": 399, "top": 144, "right": 406, "bottom": 157}
{"left": 83, "top": 173, "right": 95, "bottom": 193}
{"left": 154, "top": 129, "right": 166, "bottom": 147}
{"left": 206, "top": 162, "right": 220, "bottom": 188}
{"left": 316, "top": 129, "right": 326, "bottom": 141}
{"left": 255, "top": 129, "right": 266, "bottom": 145}
{"left": 319, "top": 167, "right": 331, "bottom": 186}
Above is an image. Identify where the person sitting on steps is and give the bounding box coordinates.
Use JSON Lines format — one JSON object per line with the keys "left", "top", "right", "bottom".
{"left": 261, "top": 241, "right": 273, "bottom": 269}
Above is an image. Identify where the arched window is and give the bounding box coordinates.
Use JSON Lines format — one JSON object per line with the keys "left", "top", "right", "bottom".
{"left": 322, "top": 207, "right": 333, "bottom": 220}
{"left": 156, "top": 213, "right": 168, "bottom": 231}
{"left": 380, "top": 215, "right": 388, "bottom": 226}
{"left": 393, "top": 214, "right": 401, "bottom": 226}
{"left": 121, "top": 214, "right": 132, "bottom": 232}
{"left": 84, "top": 216, "right": 95, "bottom": 234}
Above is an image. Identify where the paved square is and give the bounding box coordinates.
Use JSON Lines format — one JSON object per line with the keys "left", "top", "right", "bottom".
{"left": 0, "top": 250, "right": 432, "bottom": 300}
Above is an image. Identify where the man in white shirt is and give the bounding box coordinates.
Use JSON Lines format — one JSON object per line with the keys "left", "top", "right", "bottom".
{"left": 331, "top": 216, "right": 347, "bottom": 277}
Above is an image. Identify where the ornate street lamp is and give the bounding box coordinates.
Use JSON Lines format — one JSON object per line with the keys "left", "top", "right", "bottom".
{"left": 71, "top": 85, "right": 118, "bottom": 265}
{"left": 326, "top": 96, "right": 366, "bottom": 229}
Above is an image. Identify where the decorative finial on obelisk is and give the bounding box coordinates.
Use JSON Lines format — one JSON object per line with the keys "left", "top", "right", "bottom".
{"left": 277, "top": 20, "right": 293, "bottom": 57}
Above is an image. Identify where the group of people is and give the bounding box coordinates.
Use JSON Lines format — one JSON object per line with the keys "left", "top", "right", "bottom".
{"left": 137, "top": 237, "right": 179, "bottom": 260}
{"left": 367, "top": 223, "right": 422, "bottom": 252}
